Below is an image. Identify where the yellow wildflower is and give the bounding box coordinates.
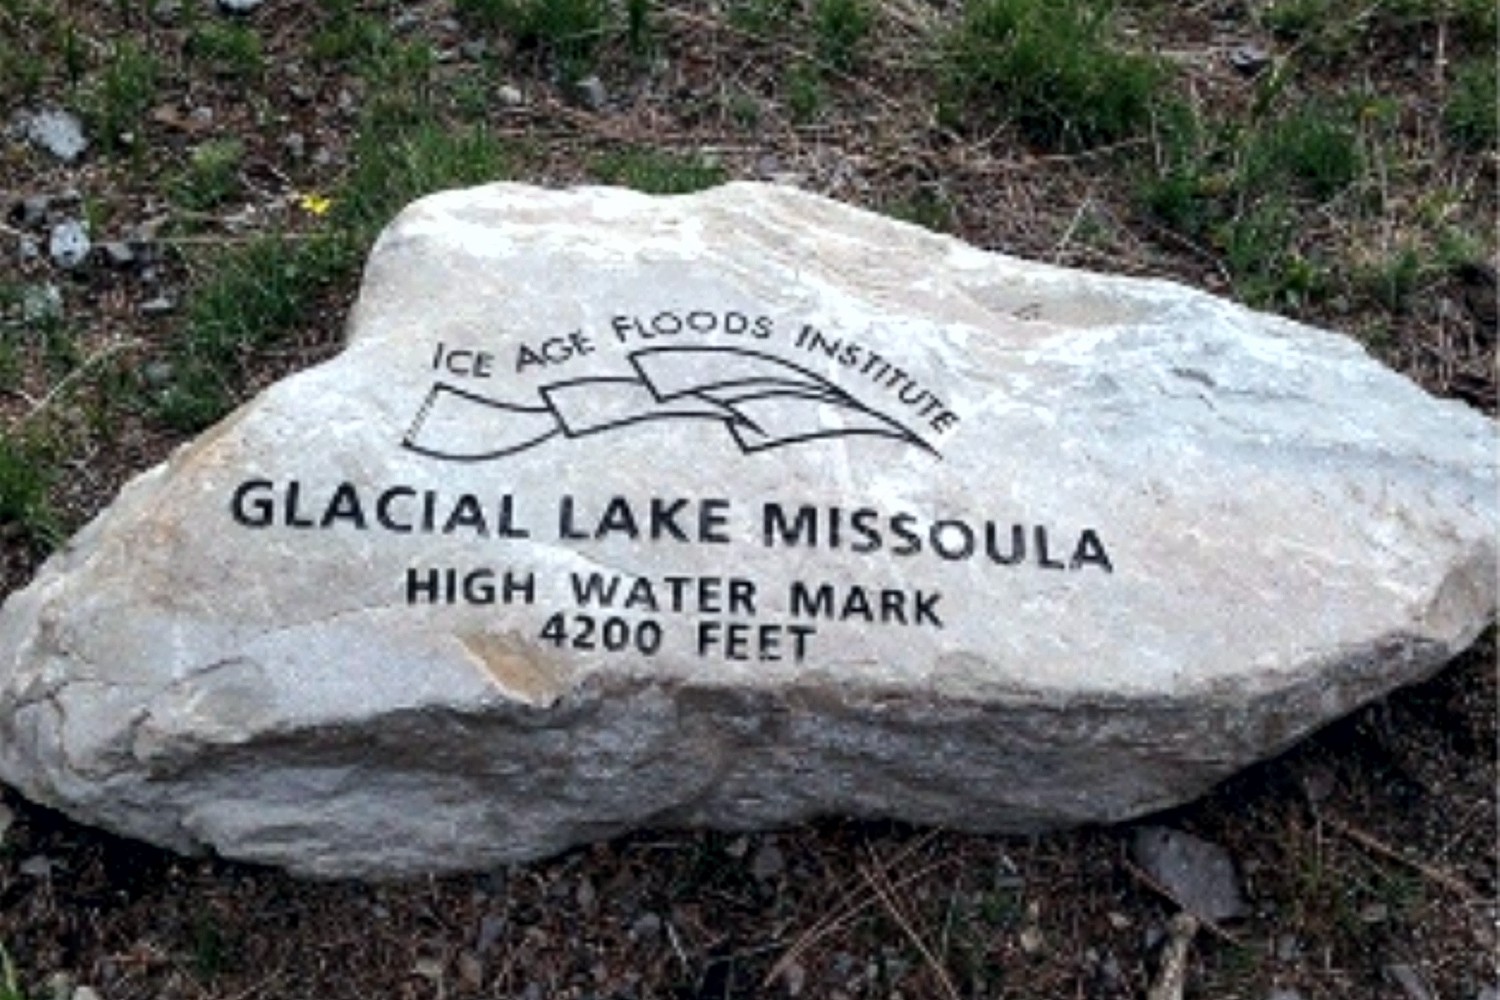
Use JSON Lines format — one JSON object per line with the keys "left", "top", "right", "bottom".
{"left": 298, "top": 192, "right": 333, "bottom": 217}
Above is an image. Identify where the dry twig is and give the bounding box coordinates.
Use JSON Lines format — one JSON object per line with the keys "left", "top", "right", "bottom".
{"left": 1323, "top": 815, "right": 1484, "bottom": 904}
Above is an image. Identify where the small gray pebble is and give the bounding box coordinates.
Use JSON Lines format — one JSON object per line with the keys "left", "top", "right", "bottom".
{"left": 100, "top": 242, "right": 137, "bottom": 267}
{"left": 1385, "top": 963, "right": 1436, "bottom": 1000}
{"left": 750, "top": 842, "right": 786, "bottom": 881}
{"left": 497, "top": 84, "right": 524, "bottom": 107}
{"left": 575, "top": 876, "right": 597, "bottom": 914}
{"left": 435, "top": 16, "right": 461, "bottom": 34}
{"left": 288, "top": 83, "right": 314, "bottom": 102}
{"left": 1229, "top": 44, "right": 1271, "bottom": 76}
{"left": 283, "top": 132, "right": 306, "bottom": 159}
{"left": 217, "top": 0, "right": 264, "bottom": 13}
{"left": 476, "top": 913, "right": 505, "bottom": 954}
{"left": 574, "top": 75, "right": 608, "bottom": 111}
{"left": 460, "top": 39, "right": 488, "bottom": 61}
{"left": 630, "top": 912, "right": 662, "bottom": 941}
{"left": 25, "top": 110, "right": 88, "bottom": 163}
{"left": 49, "top": 220, "right": 91, "bottom": 270}
{"left": 19, "top": 855, "right": 52, "bottom": 878}
{"left": 142, "top": 361, "right": 175, "bottom": 386}
{"left": 18, "top": 237, "right": 40, "bottom": 262}
{"left": 1130, "top": 825, "right": 1248, "bottom": 923}
{"left": 391, "top": 10, "right": 421, "bottom": 31}
{"left": 151, "top": 0, "right": 181, "bottom": 23}
{"left": 140, "top": 295, "right": 177, "bottom": 317}
{"left": 1266, "top": 990, "right": 1304, "bottom": 1000}
{"left": 45, "top": 971, "right": 74, "bottom": 1000}
{"left": 13, "top": 194, "right": 50, "bottom": 228}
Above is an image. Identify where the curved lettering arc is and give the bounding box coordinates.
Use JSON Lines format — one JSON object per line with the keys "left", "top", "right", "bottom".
{"left": 401, "top": 345, "right": 939, "bottom": 460}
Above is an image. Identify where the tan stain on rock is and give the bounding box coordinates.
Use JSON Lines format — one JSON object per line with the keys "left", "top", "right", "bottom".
{"left": 458, "top": 632, "right": 566, "bottom": 706}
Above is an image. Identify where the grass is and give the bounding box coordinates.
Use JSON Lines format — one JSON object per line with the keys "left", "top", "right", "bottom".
{"left": 153, "top": 234, "right": 352, "bottom": 431}
{"left": 455, "top": 0, "right": 609, "bottom": 79}
{"left": 172, "top": 139, "right": 244, "bottom": 211}
{"left": 1139, "top": 96, "right": 1379, "bottom": 306}
{"left": 310, "top": 0, "right": 396, "bottom": 65}
{"left": 626, "top": 0, "right": 655, "bottom": 58}
{"left": 0, "top": 436, "right": 61, "bottom": 554}
{"left": 80, "top": 39, "right": 159, "bottom": 151}
{"left": 187, "top": 21, "right": 264, "bottom": 78}
{"left": 157, "top": 114, "right": 515, "bottom": 432}
{"left": 727, "top": 0, "right": 797, "bottom": 38}
{"left": 1260, "top": 0, "right": 1496, "bottom": 65}
{"left": 338, "top": 122, "right": 515, "bottom": 230}
{"left": 1242, "top": 105, "right": 1362, "bottom": 200}
{"left": 812, "top": 0, "right": 872, "bottom": 72}
{"left": 589, "top": 147, "right": 726, "bottom": 194}
{"left": 1446, "top": 58, "right": 1498, "bottom": 151}
{"left": 938, "top": 0, "right": 1166, "bottom": 150}
{"left": 0, "top": 941, "right": 23, "bottom": 1000}
{"left": 785, "top": 60, "right": 825, "bottom": 123}
{"left": 882, "top": 187, "right": 957, "bottom": 233}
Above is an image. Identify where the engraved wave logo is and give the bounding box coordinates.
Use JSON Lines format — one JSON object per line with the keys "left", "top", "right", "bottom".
{"left": 402, "top": 346, "right": 936, "bottom": 461}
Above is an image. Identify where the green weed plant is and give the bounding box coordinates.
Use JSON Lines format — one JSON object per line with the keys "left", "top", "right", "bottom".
{"left": 939, "top": 0, "right": 1165, "bottom": 150}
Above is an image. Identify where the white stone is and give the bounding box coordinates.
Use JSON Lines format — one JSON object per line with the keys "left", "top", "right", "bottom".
{"left": 0, "top": 183, "right": 1494, "bottom": 878}
{"left": 23, "top": 110, "right": 87, "bottom": 163}
{"left": 48, "top": 220, "right": 90, "bottom": 270}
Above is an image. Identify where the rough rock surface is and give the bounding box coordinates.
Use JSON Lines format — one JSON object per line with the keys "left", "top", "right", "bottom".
{"left": 22, "top": 109, "right": 87, "bottom": 162}
{"left": 48, "top": 219, "right": 90, "bottom": 270}
{"left": 0, "top": 182, "right": 1494, "bottom": 878}
{"left": 1130, "top": 826, "right": 1247, "bottom": 922}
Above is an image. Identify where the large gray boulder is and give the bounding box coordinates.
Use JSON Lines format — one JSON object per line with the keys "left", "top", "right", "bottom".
{"left": 0, "top": 182, "right": 1493, "bottom": 878}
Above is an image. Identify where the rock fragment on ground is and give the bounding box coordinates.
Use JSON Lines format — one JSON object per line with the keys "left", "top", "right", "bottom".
{"left": 19, "top": 855, "right": 52, "bottom": 878}
{"left": 1387, "top": 963, "right": 1437, "bottom": 1000}
{"left": 0, "top": 182, "right": 1493, "bottom": 877}
{"left": 12, "top": 194, "right": 51, "bottom": 228}
{"left": 573, "top": 74, "right": 608, "bottom": 110}
{"left": 22, "top": 109, "right": 87, "bottom": 162}
{"left": 99, "top": 241, "right": 137, "bottom": 268}
{"left": 48, "top": 220, "right": 90, "bottom": 269}
{"left": 1131, "top": 826, "right": 1248, "bottom": 923}
{"left": 1229, "top": 44, "right": 1271, "bottom": 76}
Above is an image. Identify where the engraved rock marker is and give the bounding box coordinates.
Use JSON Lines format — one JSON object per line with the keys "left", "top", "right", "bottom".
{"left": 0, "top": 183, "right": 1493, "bottom": 877}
